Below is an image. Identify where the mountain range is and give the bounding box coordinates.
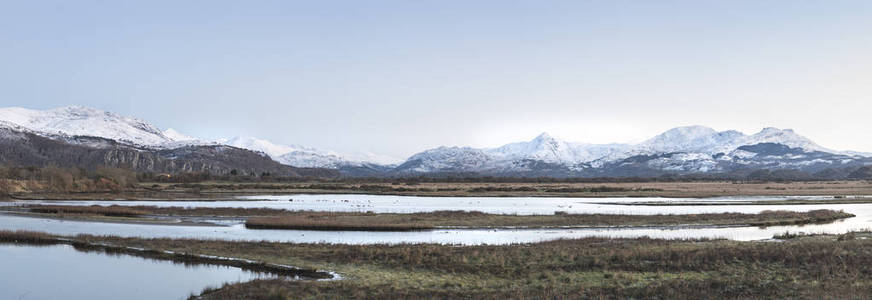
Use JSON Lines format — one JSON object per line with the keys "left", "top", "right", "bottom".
{"left": 0, "top": 106, "right": 869, "bottom": 179}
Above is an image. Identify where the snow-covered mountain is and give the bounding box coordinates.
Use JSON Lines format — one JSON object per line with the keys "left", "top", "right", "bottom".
{"left": 222, "top": 136, "right": 299, "bottom": 158}
{"left": 221, "top": 136, "right": 401, "bottom": 168}
{"left": 636, "top": 126, "right": 745, "bottom": 154}
{"left": 162, "top": 128, "right": 197, "bottom": 142}
{"left": 222, "top": 136, "right": 350, "bottom": 168}
{"left": 489, "top": 133, "right": 629, "bottom": 164}
{"left": 0, "top": 106, "right": 868, "bottom": 177}
{"left": 0, "top": 106, "right": 176, "bottom": 147}
{"left": 396, "top": 126, "right": 872, "bottom": 176}
{"left": 0, "top": 106, "right": 399, "bottom": 169}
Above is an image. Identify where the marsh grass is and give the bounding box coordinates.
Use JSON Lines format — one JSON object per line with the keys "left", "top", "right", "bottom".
{"left": 53, "top": 231, "right": 872, "bottom": 300}
{"left": 17, "top": 204, "right": 852, "bottom": 231}
{"left": 28, "top": 205, "right": 149, "bottom": 217}
{"left": 242, "top": 209, "right": 853, "bottom": 231}
{"left": 144, "top": 180, "right": 872, "bottom": 199}
{"left": 245, "top": 213, "right": 435, "bottom": 231}
{"left": 0, "top": 230, "right": 56, "bottom": 244}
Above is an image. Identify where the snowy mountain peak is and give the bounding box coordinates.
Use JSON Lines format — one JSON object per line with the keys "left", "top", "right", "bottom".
{"left": 0, "top": 106, "right": 172, "bottom": 146}
{"left": 533, "top": 132, "right": 556, "bottom": 142}
{"left": 746, "top": 127, "right": 830, "bottom": 153}
{"left": 761, "top": 127, "right": 791, "bottom": 133}
{"left": 163, "top": 128, "right": 196, "bottom": 142}
{"left": 645, "top": 126, "right": 718, "bottom": 144}
{"left": 223, "top": 136, "right": 301, "bottom": 158}
{"left": 638, "top": 125, "right": 739, "bottom": 154}
{"left": 399, "top": 146, "right": 492, "bottom": 173}
{"left": 223, "top": 136, "right": 402, "bottom": 168}
{"left": 398, "top": 125, "right": 865, "bottom": 175}
{"left": 489, "top": 132, "right": 580, "bottom": 164}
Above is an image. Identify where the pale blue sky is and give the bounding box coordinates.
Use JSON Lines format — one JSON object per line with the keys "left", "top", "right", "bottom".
{"left": 2, "top": 1, "right": 872, "bottom": 158}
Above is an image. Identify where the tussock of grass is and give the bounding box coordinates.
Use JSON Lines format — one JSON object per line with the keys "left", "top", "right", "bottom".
{"left": 0, "top": 230, "right": 57, "bottom": 244}
{"left": 746, "top": 209, "right": 854, "bottom": 226}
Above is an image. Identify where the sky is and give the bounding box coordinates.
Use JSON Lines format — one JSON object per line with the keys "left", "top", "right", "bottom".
{"left": 2, "top": 0, "right": 872, "bottom": 159}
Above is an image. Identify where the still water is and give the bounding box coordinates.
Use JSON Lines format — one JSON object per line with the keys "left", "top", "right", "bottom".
{"left": 14, "top": 194, "right": 867, "bottom": 215}
{"left": 0, "top": 244, "right": 269, "bottom": 300}
{"left": 2, "top": 195, "right": 872, "bottom": 245}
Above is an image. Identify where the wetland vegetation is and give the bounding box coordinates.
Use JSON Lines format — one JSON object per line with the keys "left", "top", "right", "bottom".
{"left": 9, "top": 205, "right": 854, "bottom": 231}
{"left": 5, "top": 229, "right": 872, "bottom": 299}
{"left": 242, "top": 209, "right": 854, "bottom": 231}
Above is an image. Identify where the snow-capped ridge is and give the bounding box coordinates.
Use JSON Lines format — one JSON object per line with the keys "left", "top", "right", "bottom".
{"left": 223, "top": 136, "right": 402, "bottom": 168}
{"left": 0, "top": 106, "right": 175, "bottom": 147}
{"left": 163, "top": 128, "right": 196, "bottom": 141}
{"left": 0, "top": 106, "right": 402, "bottom": 169}
{"left": 1, "top": 106, "right": 865, "bottom": 174}
{"left": 490, "top": 132, "right": 587, "bottom": 164}
{"left": 223, "top": 136, "right": 303, "bottom": 158}
{"left": 399, "top": 126, "right": 861, "bottom": 174}
{"left": 743, "top": 127, "right": 832, "bottom": 153}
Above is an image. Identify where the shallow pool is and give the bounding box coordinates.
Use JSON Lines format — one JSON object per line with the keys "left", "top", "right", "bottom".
{"left": 0, "top": 243, "right": 270, "bottom": 300}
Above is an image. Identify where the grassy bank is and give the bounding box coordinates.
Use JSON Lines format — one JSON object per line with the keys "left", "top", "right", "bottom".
{"left": 4, "top": 230, "right": 870, "bottom": 299}
{"left": 244, "top": 209, "right": 854, "bottom": 231}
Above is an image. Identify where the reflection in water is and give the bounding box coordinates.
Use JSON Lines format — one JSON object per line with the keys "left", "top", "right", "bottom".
{"left": 0, "top": 244, "right": 268, "bottom": 300}
{"left": 2, "top": 195, "right": 872, "bottom": 245}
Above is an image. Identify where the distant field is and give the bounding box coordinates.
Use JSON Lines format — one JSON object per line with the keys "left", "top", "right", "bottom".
{"left": 5, "top": 180, "right": 872, "bottom": 201}
{"left": 137, "top": 180, "right": 872, "bottom": 198}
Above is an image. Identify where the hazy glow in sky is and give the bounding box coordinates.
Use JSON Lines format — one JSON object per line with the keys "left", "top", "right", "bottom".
{"left": 2, "top": 1, "right": 871, "bottom": 158}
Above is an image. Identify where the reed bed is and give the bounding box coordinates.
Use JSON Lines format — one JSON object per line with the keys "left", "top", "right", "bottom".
{"left": 0, "top": 230, "right": 57, "bottom": 244}
{"left": 28, "top": 205, "right": 149, "bottom": 217}
{"left": 245, "top": 214, "right": 435, "bottom": 231}
{"left": 18, "top": 204, "right": 853, "bottom": 230}
{"left": 243, "top": 209, "right": 853, "bottom": 231}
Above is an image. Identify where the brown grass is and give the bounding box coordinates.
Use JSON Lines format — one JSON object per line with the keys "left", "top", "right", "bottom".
{"left": 28, "top": 205, "right": 149, "bottom": 217}
{"left": 150, "top": 180, "right": 872, "bottom": 198}
{"left": 39, "top": 231, "right": 872, "bottom": 299}
{"left": 243, "top": 209, "right": 853, "bottom": 231}
{"left": 245, "top": 214, "right": 435, "bottom": 231}
{"left": 17, "top": 203, "right": 852, "bottom": 230}
{"left": 0, "top": 230, "right": 57, "bottom": 244}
